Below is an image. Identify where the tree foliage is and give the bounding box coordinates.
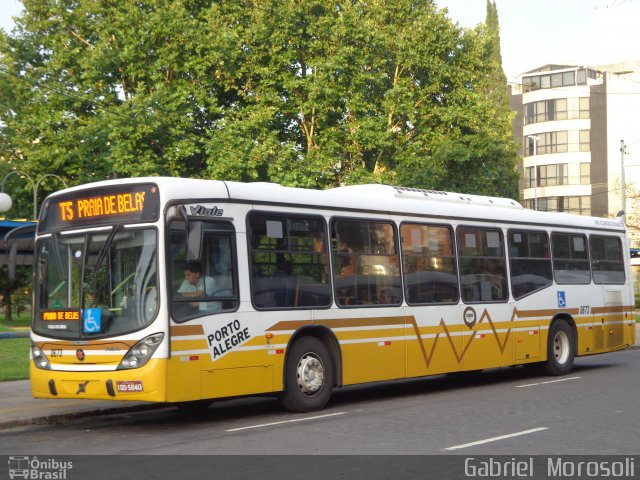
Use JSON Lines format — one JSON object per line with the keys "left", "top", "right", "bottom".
{"left": 0, "top": 0, "right": 519, "bottom": 210}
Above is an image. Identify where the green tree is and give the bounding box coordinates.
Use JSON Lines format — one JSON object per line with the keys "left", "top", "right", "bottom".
{"left": 0, "top": 0, "right": 519, "bottom": 199}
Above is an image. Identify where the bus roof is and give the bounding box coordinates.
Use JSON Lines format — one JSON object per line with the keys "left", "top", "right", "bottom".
{"left": 46, "top": 177, "right": 626, "bottom": 232}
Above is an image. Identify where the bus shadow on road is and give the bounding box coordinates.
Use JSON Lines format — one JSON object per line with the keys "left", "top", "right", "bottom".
{"left": 326, "top": 360, "right": 623, "bottom": 409}
{"left": 80, "top": 358, "right": 627, "bottom": 431}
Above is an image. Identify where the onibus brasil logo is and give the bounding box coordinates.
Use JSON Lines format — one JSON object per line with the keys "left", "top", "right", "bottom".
{"left": 8, "top": 456, "right": 73, "bottom": 479}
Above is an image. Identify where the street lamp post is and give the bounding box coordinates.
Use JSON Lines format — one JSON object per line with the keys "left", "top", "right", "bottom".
{"left": 621, "top": 139, "right": 627, "bottom": 218}
{"left": 0, "top": 171, "right": 68, "bottom": 220}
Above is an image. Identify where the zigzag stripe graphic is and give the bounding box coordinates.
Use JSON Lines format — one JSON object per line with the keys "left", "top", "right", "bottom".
{"left": 267, "top": 304, "right": 632, "bottom": 369}
{"left": 411, "top": 308, "right": 515, "bottom": 369}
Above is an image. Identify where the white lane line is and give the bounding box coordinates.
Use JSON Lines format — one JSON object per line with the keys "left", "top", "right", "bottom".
{"left": 516, "top": 376, "right": 581, "bottom": 388}
{"left": 444, "top": 427, "right": 548, "bottom": 451}
{"left": 225, "top": 411, "right": 348, "bottom": 432}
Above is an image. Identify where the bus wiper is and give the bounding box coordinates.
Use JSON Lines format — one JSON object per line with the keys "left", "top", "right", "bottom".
{"left": 51, "top": 233, "right": 67, "bottom": 282}
{"left": 94, "top": 224, "right": 123, "bottom": 272}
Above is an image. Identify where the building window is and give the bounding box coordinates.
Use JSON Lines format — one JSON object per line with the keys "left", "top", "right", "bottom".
{"left": 538, "top": 164, "right": 568, "bottom": 187}
{"left": 528, "top": 131, "right": 568, "bottom": 155}
{"left": 564, "top": 196, "right": 591, "bottom": 215}
{"left": 523, "top": 70, "right": 581, "bottom": 92}
{"left": 579, "top": 97, "right": 590, "bottom": 119}
{"left": 537, "top": 197, "right": 558, "bottom": 212}
{"left": 533, "top": 196, "right": 590, "bottom": 215}
{"left": 524, "top": 99, "right": 568, "bottom": 125}
{"left": 577, "top": 69, "right": 587, "bottom": 85}
{"left": 579, "top": 130, "right": 590, "bottom": 152}
{"left": 524, "top": 166, "right": 534, "bottom": 188}
{"left": 555, "top": 98, "right": 568, "bottom": 120}
{"left": 580, "top": 163, "right": 590, "bottom": 184}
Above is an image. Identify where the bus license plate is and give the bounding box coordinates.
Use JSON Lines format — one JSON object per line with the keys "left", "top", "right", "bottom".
{"left": 116, "top": 381, "right": 144, "bottom": 393}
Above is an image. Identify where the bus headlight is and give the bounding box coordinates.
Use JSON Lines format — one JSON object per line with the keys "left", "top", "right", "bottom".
{"left": 31, "top": 342, "right": 51, "bottom": 370}
{"left": 117, "top": 333, "right": 164, "bottom": 370}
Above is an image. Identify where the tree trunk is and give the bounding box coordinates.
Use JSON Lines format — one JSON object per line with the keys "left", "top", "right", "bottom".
{"left": 3, "top": 290, "right": 12, "bottom": 322}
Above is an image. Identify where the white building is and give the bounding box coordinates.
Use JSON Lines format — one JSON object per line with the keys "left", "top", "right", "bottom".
{"left": 510, "top": 62, "right": 640, "bottom": 245}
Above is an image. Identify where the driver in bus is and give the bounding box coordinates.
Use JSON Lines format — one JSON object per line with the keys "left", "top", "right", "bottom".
{"left": 177, "top": 261, "right": 219, "bottom": 311}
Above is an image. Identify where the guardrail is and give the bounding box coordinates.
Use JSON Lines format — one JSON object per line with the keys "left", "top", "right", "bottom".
{"left": 0, "top": 331, "right": 29, "bottom": 339}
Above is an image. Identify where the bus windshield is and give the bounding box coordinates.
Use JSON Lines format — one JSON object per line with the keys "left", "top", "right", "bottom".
{"left": 34, "top": 228, "right": 158, "bottom": 339}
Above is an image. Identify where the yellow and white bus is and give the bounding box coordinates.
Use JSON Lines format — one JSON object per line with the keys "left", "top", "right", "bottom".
{"left": 30, "top": 178, "right": 636, "bottom": 412}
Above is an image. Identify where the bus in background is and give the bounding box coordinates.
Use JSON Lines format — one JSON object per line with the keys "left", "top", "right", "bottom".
{"left": 630, "top": 249, "right": 640, "bottom": 295}
{"left": 30, "top": 178, "right": 636, "bottom": 412}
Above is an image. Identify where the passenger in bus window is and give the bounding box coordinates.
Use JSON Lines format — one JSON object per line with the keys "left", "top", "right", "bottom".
{"left": 479, "top": 258, "right": 505, "bottom": 301}
{"left": 338, "top": 253, "right": 356, "bottom": 276}
{"left": 378, "top": 288, "right": 394, "bottom": 305}
{"left": 177, "top": 261, "right": 220, "bottom": 311}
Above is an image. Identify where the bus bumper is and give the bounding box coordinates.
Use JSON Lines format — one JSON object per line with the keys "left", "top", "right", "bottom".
{"left": 30, "top": 358, "right": 167, "bottom": 402}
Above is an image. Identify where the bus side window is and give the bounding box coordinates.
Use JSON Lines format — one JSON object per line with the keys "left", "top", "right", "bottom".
{"left": 590, "top": 235, "right": 625, "bottom": 284}
{"left": 401, "top": 223, "right": 458, "bottom": 305}
{"left": 508, "top": 229, "right": 552, "bottom": 299}
{"left": 331, "top": 218, "right": 401, "bottom": 307}
{"left": 457, "top": 226, "right": 508, "bottom": 303}
{"left": 248, "top": 213, "right": 331, "bottom": 309}
{"left": 169, "top": 220, "right": 239, "bottom": 321}
{"left": 551, "top": 232, "right": 590, "bottom": 284}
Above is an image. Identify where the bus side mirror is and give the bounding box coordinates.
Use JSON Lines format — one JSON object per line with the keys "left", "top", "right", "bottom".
{"left": 5, "top": 224, "right": 37, "bottom": 282}
{"left": 186, "top": 221, "right": 203, "bottom": 263}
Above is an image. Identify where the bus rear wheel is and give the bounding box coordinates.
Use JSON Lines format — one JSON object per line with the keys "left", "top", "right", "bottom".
{"left": 279, "top": 336, "right": 334, "bottom": 413}
{"left": 544, "top": 320, "right": 575, "bottom": 376}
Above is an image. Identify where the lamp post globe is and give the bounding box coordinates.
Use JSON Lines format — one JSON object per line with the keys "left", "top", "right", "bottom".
{"left": 0, "top": 192, "right": 12, "bottom": 212}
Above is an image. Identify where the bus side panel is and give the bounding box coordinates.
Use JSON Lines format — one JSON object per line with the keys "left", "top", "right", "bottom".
{"left": 166, "top": 311, "right": 289, "bottom": 403}
{"left": 310, "top": 311, "right": 406, "bottom": 386}
{"left": 405, "top": 306, "right": 463, "bottom": 377}
{"left": 459, "top": 304, "right": 517, "bottom": 370}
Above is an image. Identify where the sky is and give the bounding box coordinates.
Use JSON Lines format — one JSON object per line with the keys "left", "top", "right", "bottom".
{"left": 434, "top": 0, "right": 640, "bottom": 83}
{"left": 1, "top": 0, "right": 640, "bottom": 84}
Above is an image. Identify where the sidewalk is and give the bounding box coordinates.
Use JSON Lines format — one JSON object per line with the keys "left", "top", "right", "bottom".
{"left": 0, "top": 324, "right": 638, "bottom": 430}
{"left": 0, "top": 380, "right": 168, "bottom": 430}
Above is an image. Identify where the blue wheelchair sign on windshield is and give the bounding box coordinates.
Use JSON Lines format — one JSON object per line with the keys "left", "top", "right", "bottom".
{"left": 557, "top": 291, "right": 566, "bottom": 308}
{"left": 83, "top": 308, "right": 102, "bottom": 333}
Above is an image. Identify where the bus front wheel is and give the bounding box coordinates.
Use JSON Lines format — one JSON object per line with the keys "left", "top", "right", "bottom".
{"left": 279, "top": 336, "right": 334, "bottom": 413}
{"left": 544, "top": 320, "right": 575, "bottom": 376}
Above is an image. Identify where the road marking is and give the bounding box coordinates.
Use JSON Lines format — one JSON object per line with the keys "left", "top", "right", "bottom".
{"left": 444, "top": 427, "right": 548, "bottom": 451}
{"left": 225, "top": 411, "right": 348, "bottom": 432}
{"left": 516, "top": 376, "right": 581, "bottom": 388}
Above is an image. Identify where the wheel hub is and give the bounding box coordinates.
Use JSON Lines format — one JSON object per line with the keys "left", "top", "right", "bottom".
{"left": 296, "top": 354, "right": 325, "bottom": 395}
{"left": 553, "top": 331, "right": 570, "bottom": 364}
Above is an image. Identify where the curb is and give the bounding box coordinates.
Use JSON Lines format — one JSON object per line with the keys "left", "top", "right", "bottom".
{"left": 0, "top": 403, "right": 169, "bottom": 431}
{"left": 0, "top": 331, "right": 29, "bottom": 339}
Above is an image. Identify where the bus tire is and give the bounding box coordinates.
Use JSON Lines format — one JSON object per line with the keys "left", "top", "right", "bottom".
{"left": 544, "top": 320, "right": 575, "bottom": 376}
{"left": 279, "top": 336, "right": 334, "bottom": 413}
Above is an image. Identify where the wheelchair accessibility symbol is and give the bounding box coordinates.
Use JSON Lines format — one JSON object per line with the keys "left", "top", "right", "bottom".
{"left": 557, "top": 291, "right": 566, "bottom": 308}
{"left": 83, "top": 308, "right": 102, "bottom": 333}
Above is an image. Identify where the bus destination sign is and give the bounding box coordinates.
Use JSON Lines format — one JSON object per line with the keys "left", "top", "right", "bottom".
{"left": 39, "top": 183, "right": 160, "bottom": 232}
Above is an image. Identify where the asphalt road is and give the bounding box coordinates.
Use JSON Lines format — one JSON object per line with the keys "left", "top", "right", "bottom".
{"left": 1, "top": 347, "right": 638, "bottom": 457}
